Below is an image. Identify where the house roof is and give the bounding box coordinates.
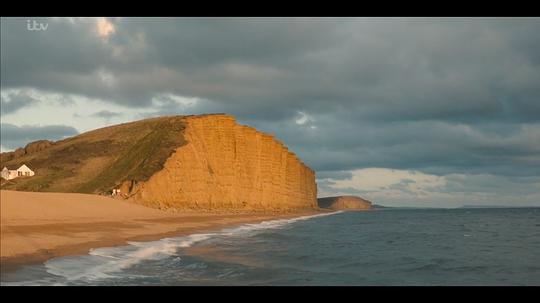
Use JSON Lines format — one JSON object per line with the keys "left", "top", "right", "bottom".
{"left": 2, "top": 164, "right": 33, "bottom": 171}
{"left": 2, "top": 166, "right": 19, "bottom": 170}
{"left": 18, "top": 164, "right": 31, "bottom": 170}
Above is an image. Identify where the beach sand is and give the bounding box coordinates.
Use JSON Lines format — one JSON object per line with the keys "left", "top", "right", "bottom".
{"left": 0, "top": 190, "right": 320, "bottom": 273}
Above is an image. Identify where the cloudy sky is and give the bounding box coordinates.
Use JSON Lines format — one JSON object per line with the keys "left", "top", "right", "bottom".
{"left": 1, "top": 17, "right": 539, "bottom": 207}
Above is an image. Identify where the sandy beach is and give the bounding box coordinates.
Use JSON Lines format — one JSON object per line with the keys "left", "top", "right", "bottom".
{"left": 0, "top": 190, "right": 320, "bottom": 273}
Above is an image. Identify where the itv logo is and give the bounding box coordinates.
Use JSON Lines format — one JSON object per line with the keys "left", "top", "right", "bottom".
{"left": 27, "top": 19, "right": 48, "bottom": 31}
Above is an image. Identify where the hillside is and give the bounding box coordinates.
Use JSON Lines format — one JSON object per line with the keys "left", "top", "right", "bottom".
{"left": 0, "top": 114, "right": 317, "bottom": 211}
{"left": 1, "top": 116, "right": 187, "bottom": 194}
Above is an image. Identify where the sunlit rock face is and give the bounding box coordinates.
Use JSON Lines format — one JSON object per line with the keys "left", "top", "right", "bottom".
{"left": 130, "top": 114, "right": 318, "bottom": 211}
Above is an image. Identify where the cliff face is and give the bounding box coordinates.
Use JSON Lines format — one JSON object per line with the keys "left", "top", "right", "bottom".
{"left": 128, "top": 114, "right": 317, "bottom": 211}
{"left": 317, "top": 196, "right": 372, "bottom": 210}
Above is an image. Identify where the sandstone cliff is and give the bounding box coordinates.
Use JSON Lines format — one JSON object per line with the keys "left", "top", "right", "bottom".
{"left": 126, "top": 114, "right": 317, "bottom": 211}
{"left": 317, "top": 195, "right": 372, "bottom": 210}
{"left": 1, "top": 114, "right": 317, "bottom": 212}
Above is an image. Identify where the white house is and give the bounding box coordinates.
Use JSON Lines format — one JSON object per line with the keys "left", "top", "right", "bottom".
{"left": 1, "top": 164, "right": 35, "bottom": 180}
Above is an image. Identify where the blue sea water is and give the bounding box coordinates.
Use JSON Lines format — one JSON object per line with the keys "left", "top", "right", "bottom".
{"left": 2, "top": 208, "right": 540, "bottom": 286}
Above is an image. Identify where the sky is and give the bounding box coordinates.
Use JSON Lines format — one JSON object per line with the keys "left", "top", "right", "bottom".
{"left": 1, "top": 17, "right": 539, "bottom": 207}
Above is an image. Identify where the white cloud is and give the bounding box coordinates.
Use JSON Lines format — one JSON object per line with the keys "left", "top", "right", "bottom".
{"left": 328, "top": 168, "right": 446, "bottom": 193}
{"left": 96, "top": 69, "right": 117, "bottom": 88}
{"left": 95, "top": 17, "right": 115, "bottom": 39}
{"left": 295, "top": 111, "right": 309, "bottom": 125}
{"left": 0, "top": 88, "right": 142, "bottom": 134}
{"left": 0, "top": 88, "right": 208, "bottom": 137}
{"left": 319, "top": 167, "right": 540, "bottom": 208}
{"left": 110, "top": 31, "right": 148, "bottom": 62}
{"left": 151, "top": 93, "right": 199, "bottom": 108}
{"left": 294, "top": 111, "right": 317, "bottom": 130}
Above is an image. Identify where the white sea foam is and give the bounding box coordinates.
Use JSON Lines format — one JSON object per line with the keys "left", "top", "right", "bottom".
{"left": 222, "top": 211, "right": 343, "bottom": 235}
{"left": 42, "top": 211, "right": 343, "bottom": 283}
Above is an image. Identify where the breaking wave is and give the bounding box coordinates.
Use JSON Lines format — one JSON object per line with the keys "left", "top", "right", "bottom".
{"left": 39, "top": 211, "right": 343, "bottom": 284}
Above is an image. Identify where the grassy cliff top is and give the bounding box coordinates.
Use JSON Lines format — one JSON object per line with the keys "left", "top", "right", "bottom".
{"left": 0, "top": 115, "right": 187, "bottom": 194}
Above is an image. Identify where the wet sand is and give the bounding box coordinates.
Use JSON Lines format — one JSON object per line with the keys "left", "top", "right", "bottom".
{"left": 0, "top": 190, "right": 320, "bottom": 273}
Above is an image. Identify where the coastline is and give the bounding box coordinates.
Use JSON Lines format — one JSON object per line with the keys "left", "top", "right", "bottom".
{"left": 0, "top": 190, "right": 323, "bottom": 274}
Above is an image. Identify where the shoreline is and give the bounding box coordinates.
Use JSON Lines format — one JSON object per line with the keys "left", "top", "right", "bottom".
{"left": 0, "top": 190, "right": 323, "bottom": 275}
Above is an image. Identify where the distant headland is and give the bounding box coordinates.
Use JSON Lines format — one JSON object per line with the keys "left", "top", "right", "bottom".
{"left": 317, "top": 195, "right": 373, "bottom": 210}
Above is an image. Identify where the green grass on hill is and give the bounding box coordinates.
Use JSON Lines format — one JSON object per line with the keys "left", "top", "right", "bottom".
{"left": 0, "top": 116, "right": 187, "bottom": 194}
{"left": 76, "top": 120, "right": 186, "bottom": 193}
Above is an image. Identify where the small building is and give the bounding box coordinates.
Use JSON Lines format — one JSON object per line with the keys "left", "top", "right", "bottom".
{"left": 1, "top": 164, "right": 35, "bottom": 180}
{"left": 1, "top": 167, "right": 16, "bottom": 180}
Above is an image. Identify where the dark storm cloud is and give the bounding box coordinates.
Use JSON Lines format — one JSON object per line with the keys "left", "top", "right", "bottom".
{"left": 1, "top": 17, "right": 345, "bottom": 109}
{"left": 440, "top": 174, "right": 540, "bottom": 196}
{"left": 316, "top": 170, "right": 354, "bottom": 180}
{"left": 4, "top": 17, "right": 537, "bottom": 121}
{"left": 90, "top": 110, "right": 122, "bottom": 119}
{"left": 0, "top": 123, "right": 79, "bottom": 150}
{"left": 317, "top": 180, "right": 374, "bottom": 197}
{"left": 242, "top": 112, "right": 540, "bottom": 177}
{"left": 1, "top": 90, "right": 38, "bottom": 114}
{"left": 1, "top": 17, "right": 540, "bottom": 180}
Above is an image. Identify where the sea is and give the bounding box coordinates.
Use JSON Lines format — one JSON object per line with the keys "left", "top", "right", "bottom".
{"left": 2, "top": 207, "right": 540, "bottom": 286}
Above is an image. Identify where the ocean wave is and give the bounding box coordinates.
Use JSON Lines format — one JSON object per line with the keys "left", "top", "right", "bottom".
{"left": 221, "top": 211, "right": 343, "bottom": 235}
{"left": 42, "top": 211, "right": 343, "bottom": 283}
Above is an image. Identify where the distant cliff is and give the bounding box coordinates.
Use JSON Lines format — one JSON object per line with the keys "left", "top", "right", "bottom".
{"left": 317, "top": 196, "right": 372, "bottom": 210}
{"left": 1, "top": 114, "right": 317, "bottom": 211}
